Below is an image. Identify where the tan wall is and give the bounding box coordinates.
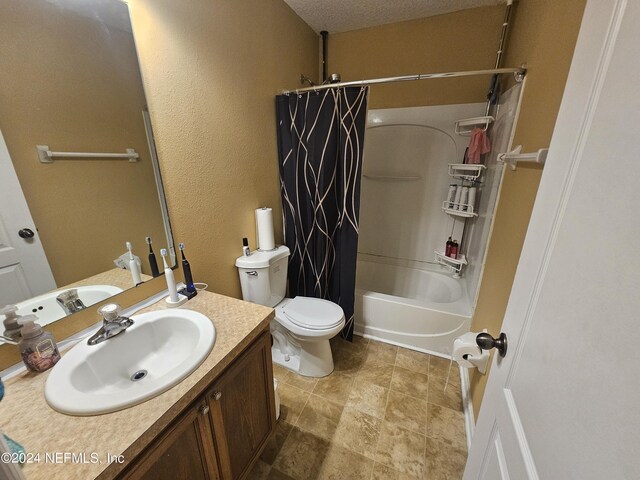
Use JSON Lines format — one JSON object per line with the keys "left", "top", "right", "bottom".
{"left": 469, "top": 0, "right": 587, "bottom": 418}
{"left": 0, "top": 0, "right": 166, "bottom": 285}
{"left": 129, "top": 0, "right": 319, "bottom": 298}
{"left": 327, "top": 7, "right": 505, "bottom": 109}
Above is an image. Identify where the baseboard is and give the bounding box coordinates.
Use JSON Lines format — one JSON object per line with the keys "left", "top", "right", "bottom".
{"left": 459, "top": 366, "right": 475, "bottom": 451}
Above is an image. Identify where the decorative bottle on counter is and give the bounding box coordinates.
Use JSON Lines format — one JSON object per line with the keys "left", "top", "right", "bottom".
{"left": 18, "top": 318, "right": 60, "bottom": 373}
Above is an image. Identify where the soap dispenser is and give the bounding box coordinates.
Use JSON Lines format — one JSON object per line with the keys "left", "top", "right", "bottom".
{"left": 0, "top": 305, "right": 23, "bottom": 341}
{"left": 18, "top": 317, "right": 60, "bottom": 373}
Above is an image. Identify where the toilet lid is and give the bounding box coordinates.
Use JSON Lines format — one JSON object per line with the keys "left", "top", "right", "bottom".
{"left": 282, "top": 297, "right": 344, "bottom": 330}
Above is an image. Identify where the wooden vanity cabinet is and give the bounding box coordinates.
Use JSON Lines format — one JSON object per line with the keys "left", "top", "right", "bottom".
{"left": 207, "top": 330, "right": 276, "bottom": 479}
{"left": 119, "top": 400, "right": 219, "bottom": 480}
{"left": 118, "top": 330, "right": 275, "bottom": 480}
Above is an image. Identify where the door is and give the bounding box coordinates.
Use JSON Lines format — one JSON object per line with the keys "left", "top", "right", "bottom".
{"left": 465, "top": 1, "right": 640, "bottom": 479}
{"left": 207, "top": 331, "right": 276, "bottom": 480}
{"left": 0, "top": 128, "right": 56, "bottom": 305}
{"left": 118, "top": 400, "right": 219, "bottom": 480}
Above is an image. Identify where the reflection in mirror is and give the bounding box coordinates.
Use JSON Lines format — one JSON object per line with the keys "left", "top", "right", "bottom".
{"left": 0, "top": 0, "right": 174, "bottom": 339}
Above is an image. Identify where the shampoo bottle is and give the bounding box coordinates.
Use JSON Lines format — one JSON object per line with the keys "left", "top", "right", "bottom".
{"left": 450, "top": 240, "right": 459, "bottom": 259}
{"left": 445, "top": 237, "right": 453, "bottom": 257}
{"left": 18, "top": 317, "right": 60, "bottom": 373}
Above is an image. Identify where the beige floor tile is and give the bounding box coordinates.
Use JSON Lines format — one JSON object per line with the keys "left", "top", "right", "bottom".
{"left": 333, "top": 407, "right": 382, "bottom": 459}
{"left": 248, "top": 459, "right": 272, "bottom": 479}
{"left": 332, "top": 347, "right": 366, "bottom": 376}
{"left": 278, "top": 383, "right": 310, "bottom": 425}
{"left": 273, "top": 426, "right": 331, "bottom": 479}
{"left": 297, "top": 394, "right": 344, "bottom": 441}
{"left": 375, "top": 421, "right": 426, "bottom": 478}
{"left": 366, "top": 340, "right": 398, "bottom": 365}
{"left": 428, "top": 376, "right": 463, "bottom": 412}
{"left": 429, "top": 356, "right": 460, "bottom": 387}
{"left": 371, "top": 462, "right": 417, "bottom": 480}
{"left": 273, "top": 363, "right": 290, "bottom": 382}
{"left": 390, "top": 366, "right": 429, "bottom": 399}
{"left": 395, "top": 348, "right": 430, "bottom": 376}
{"left": 424, "top": 436, "right": 467, "bottom": 480}
{"left": 284, "top": 371, "right": 319, "bottom": 393}
{"left": 313, "top": 371, "right": 355, "bottom": 406}
{"left": 331, "top": 335, "right": 368, "bottom": 356}
{"left": 385, "top": 390, "right": 427, "bottom": 435}
{"left": 317, "top": 443, "right": 375, "bottom": 480}
{"left": 345, "top": 378, "right": 389, "bottom": 419}
{"left": 358, "top": 358, "right": 394, "bottom": 389}
{"left": 267, "top": 469, "right": 296, "bottom": 480}
{"left": 426, "top": 404, "right": 466, "bottom": 450}
{"left": 352, "top": 334, "right": 370, "bottom": 348}
{"left": 261, "top": 420, "right": 294, "bottom": 465}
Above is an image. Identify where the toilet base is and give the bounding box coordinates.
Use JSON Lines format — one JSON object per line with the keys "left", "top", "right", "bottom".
{"left": 272, "top": 338, "right": 335, "bottom": 378}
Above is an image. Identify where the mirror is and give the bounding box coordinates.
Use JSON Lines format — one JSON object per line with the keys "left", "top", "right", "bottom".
{"left": 0, "top": 0, "right": 174, "bottom": 338}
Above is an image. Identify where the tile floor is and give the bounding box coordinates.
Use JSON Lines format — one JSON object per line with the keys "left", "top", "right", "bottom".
{"left": 249, "top": 335, "right": 467, "bottom": 480}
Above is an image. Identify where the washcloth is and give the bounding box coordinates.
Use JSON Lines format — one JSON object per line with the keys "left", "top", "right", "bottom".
{"left": 467, "top": 128, "right": 491, "bottom": 164}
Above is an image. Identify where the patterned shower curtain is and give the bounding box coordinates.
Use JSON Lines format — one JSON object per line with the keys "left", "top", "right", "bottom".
{"left": 275, "top": 87, "right": 369, "bottom": 341}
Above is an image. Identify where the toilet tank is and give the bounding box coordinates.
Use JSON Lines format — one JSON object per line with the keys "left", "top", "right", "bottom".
{"left": 235, "top": 246, "right": 290, "bottom": 307}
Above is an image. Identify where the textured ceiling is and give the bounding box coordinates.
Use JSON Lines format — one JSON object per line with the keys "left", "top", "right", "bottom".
{"left": 283, "top": 0, "right": 506, "bottom": 33}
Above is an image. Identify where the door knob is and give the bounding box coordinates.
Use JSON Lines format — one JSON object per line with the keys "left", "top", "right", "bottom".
{"left": 18, "top": 228, "right": 35, "bottom": 239}
{"left": 212, "top": 391, "right": 222, "bottom": 401}
{"left": 199, "top": 404, "right": 210, "bottom": 416}
{"left": 476, "top": 332, "right": 508, "bottom": 358}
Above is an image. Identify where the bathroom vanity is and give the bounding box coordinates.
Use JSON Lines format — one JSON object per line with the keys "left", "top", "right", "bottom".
{"left": 0, "top": 291, "right": 276, "bottom": 480}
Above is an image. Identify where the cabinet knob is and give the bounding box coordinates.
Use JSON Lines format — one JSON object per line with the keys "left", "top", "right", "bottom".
{"left": 212, "top": 391, "right": 222, "bottom": 401}
{"left": 199, "top": 404, "right": 210, "bottom": 416}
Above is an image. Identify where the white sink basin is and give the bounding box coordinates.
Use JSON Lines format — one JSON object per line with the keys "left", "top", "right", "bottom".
{"left": 15, "top": 285, "right": 124, "bottom": 327}
{"left": 44, "top": 309, "right": 215, "bottom": 416}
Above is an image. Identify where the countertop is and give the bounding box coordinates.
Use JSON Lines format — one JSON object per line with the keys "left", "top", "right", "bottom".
{"left": 0, "top": 290, "right": 274, "bottom": 480}
{"left": 64, "top": 267, "right": 153, "bottom": 292}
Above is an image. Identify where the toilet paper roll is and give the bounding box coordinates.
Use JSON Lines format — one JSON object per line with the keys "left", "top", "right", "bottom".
{"left": 452, "top": 332, "right": 483, "bottom": 368}
{"left": 256, "top": 207, "right": 275, "bottom": 251}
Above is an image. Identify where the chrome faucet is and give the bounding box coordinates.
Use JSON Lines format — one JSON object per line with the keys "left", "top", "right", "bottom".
{"left": 56, "top": 289, "right": 86, "bottom": 315}
{"left": 87, "top": 303, "right": 134, "bottom": 346}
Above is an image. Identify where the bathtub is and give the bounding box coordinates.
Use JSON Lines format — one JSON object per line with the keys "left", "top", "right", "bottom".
{"left": 354, "top": 258, "right": 472, "bottom": 357}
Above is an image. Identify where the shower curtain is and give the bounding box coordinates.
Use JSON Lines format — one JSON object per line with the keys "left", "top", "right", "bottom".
{"left": 275, "top": 86, "right": 368, "bottom": 341}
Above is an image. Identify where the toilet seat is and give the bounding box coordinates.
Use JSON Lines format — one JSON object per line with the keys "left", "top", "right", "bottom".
{"left": 280, "top": 297, "right": 344, "bottom": 331}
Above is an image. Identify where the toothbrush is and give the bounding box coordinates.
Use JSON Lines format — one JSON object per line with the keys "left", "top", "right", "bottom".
{"left": 146, "top": 236, "right": 160, "bottom": 277}
{"left": 161, "top": 248, "right": 179, "bottom": 302}
{"left": 179, "top": 243, "right": 196, "bottom": 293}
{"left": 126, "top": 241, "right": 142, "bottom": 286}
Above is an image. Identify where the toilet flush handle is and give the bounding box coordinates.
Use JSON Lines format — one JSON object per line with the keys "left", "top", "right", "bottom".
{"left": 246, "top": 271, "right": 258, "bottom": 276}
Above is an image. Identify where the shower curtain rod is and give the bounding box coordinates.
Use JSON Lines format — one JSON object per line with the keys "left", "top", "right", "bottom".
{"left": 282, "top": 67, "right": 526, "bottom": 94}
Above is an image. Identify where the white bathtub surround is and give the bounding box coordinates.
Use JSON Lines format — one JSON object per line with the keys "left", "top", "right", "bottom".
{"left": 355, "top": 94, "right": 522, "bottom": 360}
{"left": 462, "top": 83, "right": 523, "bottom": 307}
{"left": 359, "top": 103, "right": 485, "bottom": 268}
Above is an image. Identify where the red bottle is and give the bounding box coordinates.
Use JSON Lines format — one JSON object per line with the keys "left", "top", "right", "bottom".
{"left": 445, "top": 237, "right": 453, "bottom": 257}
{"left": 450, "top": 240, "right": 459, "bottom": 259}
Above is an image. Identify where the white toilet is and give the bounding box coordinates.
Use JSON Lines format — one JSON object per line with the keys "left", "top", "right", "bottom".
{"left": 236, "top": 246, "right": 345, "bottom": 377}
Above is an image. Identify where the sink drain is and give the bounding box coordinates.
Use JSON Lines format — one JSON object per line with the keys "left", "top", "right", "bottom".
{"left": 130, "top": 370, "right": 148, "bottom": 381}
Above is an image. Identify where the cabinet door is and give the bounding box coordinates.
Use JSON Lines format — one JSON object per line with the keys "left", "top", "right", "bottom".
{"left": 119, "top": 401, "right": 219, "bottom": 480}
{"left": 208, "top": 331, "right": 276, "bottom": 480}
